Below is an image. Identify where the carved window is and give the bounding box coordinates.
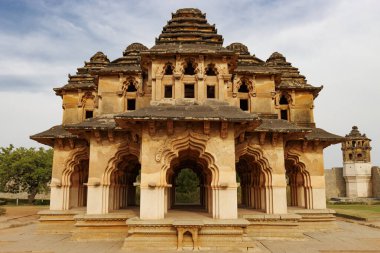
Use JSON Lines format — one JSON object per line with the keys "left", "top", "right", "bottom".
{"left": 279, "top": 95, "right": 289, "bottom": 105}
{"left": 126, "top": 81, "right": 137, "bottom": 92}
{"left": 240, "top": 99, "right": 248, "bottom": 111}
{"left": 164, "top": 85, "right": 173, "bottom": 98}
{"left": 184, "top": 84, "right": 195, "bottom": 98}
{"left": 164, "top": 64, "right": 173, "bottom": 75}
{"left": 349, "top": 153, "right": 353, "bottom": 160}
{"left": 205, "top": 64, "right": 217, "bottom": 76}
{"left": 184, "top": 61, "right": 195, "bottom": 75}
{"left": 127, "top": 99, "right": 136, "bottom": 110}
{"left": 85, "top": 110, "right": 93, "bottom": 119}
{"left": 238, "top": 81, "right": 249, "bottom": 93}
{"left": 352, "top": 141, "right": 356, "bottom": 147}
{"left": 207, "top": 85, "right": 215, "bottom": 98}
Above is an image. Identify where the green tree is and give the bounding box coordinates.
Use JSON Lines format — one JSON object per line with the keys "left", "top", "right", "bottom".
{"left": 0, "top": 145, "right": 53, "bottom": 204}
{"left": 175, "top": 168, "right": 200, "bottom": 204}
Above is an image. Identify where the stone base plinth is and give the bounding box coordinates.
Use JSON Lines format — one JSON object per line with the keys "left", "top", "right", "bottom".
{"left": 243, "top": 213, "right": 303, "bottom": 239}
{"left": 291, "top": 209, "right": 337, "bottom": 230}
{"left": 72, "top": 213, "right": 133, "bottom": 241}
{"left": 37, "top": 210, "right": 84, "bottom": 234}
{"left": 123, "top": 217, "right": 259, "bottom": 252}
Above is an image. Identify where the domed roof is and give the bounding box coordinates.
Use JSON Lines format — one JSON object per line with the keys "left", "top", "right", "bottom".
{"left": 266, "top": 52, "right": 286, "bottom": 64}
{"left": 155, "top": 8, "right": 223, "bottom": 45}
{"left": 89, "top": 51, "right": 110, "bottom": 64}
{"left": 123, "top": 43, "right": 148, "bottom": 56}
{"left": 226, "top": 43, "right": 250, "bottom": 55}
{"left": 346, "top": 126, "right": 369, "bottom": 139}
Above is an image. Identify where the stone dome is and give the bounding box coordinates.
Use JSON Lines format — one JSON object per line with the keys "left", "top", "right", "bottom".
{"left": 123, "top": 43, "right": 148, "bottom": 56}
{"left": 89, "top": 51, "right": 110, "bottom": 63}
{"left": 226, "top": 42, "right": 250, "bottom": 55}
{"left": 266, "top": 52, "right": 286, "bottom": 64}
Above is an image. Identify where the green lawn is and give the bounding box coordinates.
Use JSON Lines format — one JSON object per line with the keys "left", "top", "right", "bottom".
{"left": 327, "top": 204, "right": 380, "bottom": 220}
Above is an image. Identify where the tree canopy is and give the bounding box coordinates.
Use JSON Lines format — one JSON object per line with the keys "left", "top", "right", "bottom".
{"left": 0, "top": 145, "right": 53, "bottom": 203}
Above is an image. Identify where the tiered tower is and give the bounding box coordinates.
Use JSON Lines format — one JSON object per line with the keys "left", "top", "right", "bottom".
{"left": 342, "top": 126, "right": 372, "bottom": 197}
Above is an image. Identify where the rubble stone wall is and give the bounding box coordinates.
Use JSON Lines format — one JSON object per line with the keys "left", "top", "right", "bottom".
{"left": 325, "top": 167, "right": 346, "bottom": 199}
{"left": 372, "top": 166, "right": 380, "bottom": 198}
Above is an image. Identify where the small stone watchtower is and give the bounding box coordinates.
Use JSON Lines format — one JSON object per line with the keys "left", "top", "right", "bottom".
{"left": 342, "top": 126, "right": 372, "bottom": 197}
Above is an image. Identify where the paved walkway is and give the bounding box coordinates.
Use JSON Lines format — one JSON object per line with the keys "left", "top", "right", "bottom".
{"left": 0, "top": 207, "right": 380, "bottom": 253}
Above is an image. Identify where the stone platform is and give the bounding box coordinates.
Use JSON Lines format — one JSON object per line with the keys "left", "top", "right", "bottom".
{"left": 37, "top": 208, "right": 337, "bottom": 252}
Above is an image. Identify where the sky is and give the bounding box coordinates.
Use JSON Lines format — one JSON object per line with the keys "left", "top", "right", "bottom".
{"left": 0, "top": 0, "right": 379, "bottom": 169}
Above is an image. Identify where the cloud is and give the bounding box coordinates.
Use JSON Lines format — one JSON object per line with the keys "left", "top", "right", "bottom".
{"left": 0, "top": 0, "right": 379, "bottom": 169}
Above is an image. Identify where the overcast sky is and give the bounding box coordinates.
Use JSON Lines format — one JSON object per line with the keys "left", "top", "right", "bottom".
{"left": 0, "top": 0, "right": 379, "bottom": 169}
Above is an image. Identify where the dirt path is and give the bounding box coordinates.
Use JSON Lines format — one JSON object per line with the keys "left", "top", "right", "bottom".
{"left": 0, "top": 205, "right": 47, "bottom": 229}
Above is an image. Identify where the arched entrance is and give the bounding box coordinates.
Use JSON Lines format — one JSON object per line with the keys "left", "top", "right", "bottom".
{"left": 108, "top": 154, "right": 141, "bottom": 211}
{"left": 236, "top": 155, "right": 270, "bottom": 212}
{"left": 165, "top": 150, "right": 212, "bottom": 216}
{"left": 68, "top": 159, "right": 89, "bottom": 209}
{"left": 285, "top": 154, "right": 312, "bottom": 209}
{"left": 61, "top": 147, "right": 89, "bottom": 210}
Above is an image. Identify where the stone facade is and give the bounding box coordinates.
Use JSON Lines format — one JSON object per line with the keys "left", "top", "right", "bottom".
{"left": 31, "top": 8, "right": 343, "bottom": 251}
{"left": 325, "top": 167, "right": 346, "bottom": 199}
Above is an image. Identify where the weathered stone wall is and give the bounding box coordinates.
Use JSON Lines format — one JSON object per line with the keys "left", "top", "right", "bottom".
{"left": 325, "top": 167, "right": 346, "bottom": 199}
{"left": 372, "top": 166, "right": 380, "bottom": 198}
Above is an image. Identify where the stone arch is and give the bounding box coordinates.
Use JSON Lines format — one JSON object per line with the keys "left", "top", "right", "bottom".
{"left": 100, "top": 141, "right": 141, "bottom": 213}
{"left": 62, "top": 147, "right": 89, "bottom": 187}
{"left": 80, "top": 92, "right": 95, "bottom": 107}
{"left": 156, "top": 131, "right": 219, "bottom": 187}
{"left": 278, "top": 92, "right": 293, "bottom": 105}
{"left": 102, "top": 141, "right": 140, "bottom": 186}
{"left": 235, "top": 142, "right": 274, "bottom": 213}
{"left": 61, "top": 147, "right": 89, "bottom": 210}
{"left": 285, "top": 149, "right": 312, "bottom": 209}
{"left": 163, "top": 62, "right": 174, "bottom": 75}
{"left": 205, "top": 63, "right": 218, "bottom": 76}
{"left": 182, "top": 58, "right": 198, "bottom": 75}
{"left": 122, "top": 77, "right": 139, "bottom": 93}
{"left": 235, "top": 77, "right": 254, "bottom": 95}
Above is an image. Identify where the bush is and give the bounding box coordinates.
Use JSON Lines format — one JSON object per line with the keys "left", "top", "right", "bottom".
{"left": 0, "top": 207, "right": 5, "bottom": 215}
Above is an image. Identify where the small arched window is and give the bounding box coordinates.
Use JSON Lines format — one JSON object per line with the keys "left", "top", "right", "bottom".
{"left": 205, "top": 64, "right": 217, "bottom": 76}
{"left": 126, "top": 81, "right": 137, "bottom": 92}
{"left": 184, "top": 61, "right": 195, "bottom": 75}
{"left": 164, "top": 64, "right": 173, "bottom": 75}
{"left": 279, "top": 95, "right": 289, "bottom": 105}
{"left": 238, "top": 81, "right": 249, "bottom": 93}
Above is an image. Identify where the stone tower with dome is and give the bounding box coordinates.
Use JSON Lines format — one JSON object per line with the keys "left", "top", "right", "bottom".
{"left": 342, "top": 126, "right": 373, "bottom": 197}
{"left": 31, "top": 8, "right": 345, "bottom": 252}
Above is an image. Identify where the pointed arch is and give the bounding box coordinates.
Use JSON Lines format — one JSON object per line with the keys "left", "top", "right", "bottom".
{"left": 61, "top": 146, "right": 89, "bottom": 210}
{"left": 285, "top": 149, "right": 313, "bottom": 209}
{"left": 235, "top": 78, "right": 254, "bottom": 95}
{"left": 101, "top": 141, "right": 140, "bottom": 186}
{"left": 156, "top": 131, "right": 219, "bottom": 187}
{"left": 277, "top": 92, "right": 293, "bottom": 106}
{"left": 163, "top": 62, "right": 174, "bottom": 75}
{"left": 235, "top": 142, "right": 274, "bottom": 213}
{"left": 62, "top": 146, "right": 89, "bottom": 186}
{"left": 122, "top": 77, "right": 139, "bottom": 93}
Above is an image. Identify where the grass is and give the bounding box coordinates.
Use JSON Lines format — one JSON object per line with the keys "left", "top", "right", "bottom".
{"left": 327, "top": 204, "right": 380, "bottom": 220}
